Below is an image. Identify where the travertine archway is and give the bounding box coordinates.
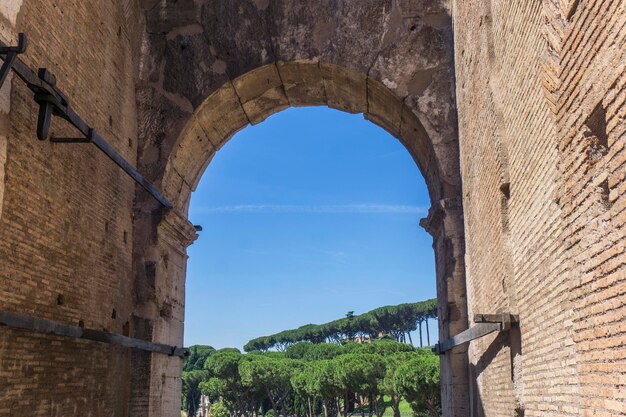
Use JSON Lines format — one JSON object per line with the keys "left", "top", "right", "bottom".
{"left": 162, "top": 62, "right": 448, "bottom": 212}
{"left": 132, "top": 2, "right": 468, "bottom": 416}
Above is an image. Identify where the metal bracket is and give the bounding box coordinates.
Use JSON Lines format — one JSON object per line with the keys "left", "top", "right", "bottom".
{"left": 0, "top": 309, "right": 189, "bottom": 359}
{"left": 51, "top": 127, "right": 95, "bottom": 143}
{"left": 474, "top": 313, "right": 518, "bottom": 330}
{"left": 0, "top": 33, "right": 173, "bottom": 209}
{"left": 433, "top": 313, "right": 519, "bottom": 355}
{"left": 0, "top": 33, "right": 27, "bottom": 89}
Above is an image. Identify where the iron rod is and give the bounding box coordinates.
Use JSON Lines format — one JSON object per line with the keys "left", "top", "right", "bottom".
{"left": 0, "top": 309, "right": 188, "bottom": 358}
{"left": 0, "top": 35, "right": 173, "bottom": 209}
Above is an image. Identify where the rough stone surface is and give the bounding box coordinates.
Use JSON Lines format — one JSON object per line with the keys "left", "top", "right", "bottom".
{"left": 0, "top": 1, "right": 624, "bottom": 417}
{"left": 133, "top": 3, "right": 466, "bottom": 415}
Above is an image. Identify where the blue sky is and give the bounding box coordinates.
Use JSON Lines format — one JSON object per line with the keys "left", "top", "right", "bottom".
{"left": 184, "top": 107, "right": 437, "bottom": 349}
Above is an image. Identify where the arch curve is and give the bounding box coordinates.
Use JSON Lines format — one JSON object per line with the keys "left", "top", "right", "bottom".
{"left": 162, "top": 61, "right": 445, "bottom": 213}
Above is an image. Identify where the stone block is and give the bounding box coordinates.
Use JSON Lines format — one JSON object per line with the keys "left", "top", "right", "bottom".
{"left": 277, "top": 60, "right": 326, "bottom": 106}
{"left": 320, "top": 62, "right": 367, "bottom": 114}
{"left": 232, "top": 64, "right": 283, "bottom": 103}
{"left": 365, "top": 78, "right": 402, "bottom": 138}
{"left": 242, "top": 86, "right": 290, "bottom": 125}
{"left": 194, "top": 83, "right": 249, "bottom": 149}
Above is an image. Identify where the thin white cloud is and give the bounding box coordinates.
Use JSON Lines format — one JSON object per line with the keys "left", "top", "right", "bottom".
{"left": 191, "top": 204, "right": 428, "bottom": 214}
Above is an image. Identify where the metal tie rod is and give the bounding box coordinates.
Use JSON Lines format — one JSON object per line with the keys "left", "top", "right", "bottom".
{"left": 0, "top": 309, "right": 189, "bottom": 358}
{"left": 433, "top": 313, "right": 519, "bottom": 355}
{"left": 0, "top": 33, "right": 173, "bottom": 209}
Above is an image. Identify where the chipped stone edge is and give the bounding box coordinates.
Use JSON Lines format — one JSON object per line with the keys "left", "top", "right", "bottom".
{"left": 0, "top": 0, "right": 23, "bottom": 219}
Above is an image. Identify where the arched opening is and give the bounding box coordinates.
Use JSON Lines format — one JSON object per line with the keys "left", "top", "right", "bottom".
{"left": 160, "top": 62, "right": 448, "bottom": 213}
{"left": 131, "top": 63, "right": 468, "bottom": 417}
{"left": 184, "top": 106, "right": 439, "bottom": 352}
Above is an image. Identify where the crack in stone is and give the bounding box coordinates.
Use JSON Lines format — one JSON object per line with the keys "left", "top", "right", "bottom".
{"left": 317, "top": 60, "right": 329, "bottom": 104}
{"left": 189, "top": 112, "right": 217, "bottom": 153}
{"left": 227, "top": 78, "right": 253, "bottom": 126}
{"left": 273, "top": 61, "right": 290, "bottom": 107}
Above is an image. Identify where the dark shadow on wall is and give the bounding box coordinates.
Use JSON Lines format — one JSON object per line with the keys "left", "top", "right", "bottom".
{"left": 469, "top": 326, "right": 524, "bottom": 417}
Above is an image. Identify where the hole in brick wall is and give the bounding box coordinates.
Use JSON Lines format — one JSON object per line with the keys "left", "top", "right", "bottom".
{"left": 600, "top": 179, "right": 612, "bottom": 209}
{"left": 409, "top": 24, "right": 417, "bottom": 32}
{"left": 585, "top": 102, "right": 608, "bottom": 150}
{"left": 105, "top": 221, "right": 109, "bottom": 232}
{"left": 123, "top": 231, "right": 128, "bottom": 244}
{"left": 160, "top": 303, "right": 173, "bottom": 319}
{"left": 566, "top": 0, "right": 581, "bottom": 21}
{"left": 78, "top": 320, "right": 85, "bottom": 328}
{"left": 123, "top": 321, "right": 130, "bottom": 336}
{"left": 500, "top": 182, "right": 511, "bottom": 199}
{"left": 109, "top": 115, "right": 113, "bottom": 127}
{"left": 117, "top": 26, "right": 122, "bottom": 37}
{"left": 111, "top": 309, "right": 117, "bottom": 319}
{"left": 56, "top": 294, "right": 64, "bottom": 305}
{"left": 128, "top": 137, "right": 133, "bottom": 148}
{"left": 145, "top": 262, "right": 157, "bottom": 289}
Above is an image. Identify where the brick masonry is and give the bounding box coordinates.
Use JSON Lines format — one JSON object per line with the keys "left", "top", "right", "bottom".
{"left": 0, "top": 0, "right": 143, "bottom": 416}
{"left": 454, "top": 0, "right": 626, "bottom": 416}
{"left": 0, "top": 1, "right": 624, "bottom": 417}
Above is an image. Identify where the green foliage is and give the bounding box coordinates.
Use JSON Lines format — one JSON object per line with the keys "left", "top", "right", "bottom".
{"left": 393, "top": 352, "right": 440, "bottom": 417}
{"left": 240, "top": 356, "right": 298, "bottom": 387}
{"left": 344, "top": 340, "right": 415, "bottom": 356}
{"left": 184, "top": 345, "right": 216, "bottom": 372}
{"left": 248, "top": 350, "right": 285, "bottom": 359}
{"left": 380, "top": 352, "right": 416, "bottom": 395}
{"left": 182, "top": 345, "right": 441, "bottom": 417}
{"left": 303, "top": 359, "right": 343, "bottom": 400}
{"left": 240, "top": 356, "right": 300, "bottom": 416}
{"left": 182, "top": 370, "right": 209, "bottom": 417}
{"left": 304, "top": 343, "right": 344, "bottom": 361}
{"left": 204, "top": 350, "right": 243, "bottom": 379}
{"left": 185, "top": 299, "right": 440, "bottom": 417}
{"left": 334, "top": 353, "right": 385, "bottom": 395}
{"left": 244, "top": 300, "right": 437, "bottom": 352}
{"left": 285, "top": 342, "right": 315, "bottom": 359}
{"left": 199, "top": 377, "right": 227, "bottom": 397}
{"left": 208, "top": 401, "right": 230, "bottom": 417}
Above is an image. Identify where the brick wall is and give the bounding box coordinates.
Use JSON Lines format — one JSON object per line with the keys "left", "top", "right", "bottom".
{"left": 550, "top": 0, "right": 626, "bottom": 414}
{"left": 0, "top": 1, "right": 142, "bottom": 416}
{"left": 454, "top": 0, "right": 625, "bottom": 415}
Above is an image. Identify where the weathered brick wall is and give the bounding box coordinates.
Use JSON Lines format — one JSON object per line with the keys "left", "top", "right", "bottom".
{"left": 454, "top": 0, "right": 625, "bottom": 415}
{"left": 454, "top": 1, "right": 567, "bottom": 415}
{"left": 0, "top": 1, "right": 143, "bottom": 416}
{"left": 547, "top": 0, "right": 626, "bottom": 414}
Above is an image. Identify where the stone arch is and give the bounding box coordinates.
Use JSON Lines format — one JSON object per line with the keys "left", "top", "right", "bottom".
{"left": 162, "top": 61, "right": 445, "bottom": 213}
{"left": 131, "top": 2, "right": 469, "bottom": 416}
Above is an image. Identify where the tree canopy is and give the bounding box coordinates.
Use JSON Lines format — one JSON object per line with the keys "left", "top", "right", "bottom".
{"left": 182, "top": 340, "right": 440, "bottom": 417}
{"left": 243, "top": 299, "right": 437, "bottom": 352}
{"left": 181, "top": 298, "right": 440, "bottom": 417}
